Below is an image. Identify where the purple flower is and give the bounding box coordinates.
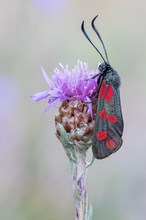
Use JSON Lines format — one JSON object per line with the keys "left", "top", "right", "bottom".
{"left": 31, "top": 60, "right": 99, "bottom": 113}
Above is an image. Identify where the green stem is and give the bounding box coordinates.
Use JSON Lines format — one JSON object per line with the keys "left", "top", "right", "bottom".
{"left": 70, "top": 148, "right": 92, "bottom": 220}
{"left": 73, "top": 149, "right": 86, "bottom": 220}
{"left": 56, "top": 124, "right": 93, "bottom": 220}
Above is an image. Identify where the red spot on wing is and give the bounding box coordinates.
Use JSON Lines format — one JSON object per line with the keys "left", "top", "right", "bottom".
{"left": 97, "top": 131, "right": 107, "bottom": 140}
{"left": 98, "top": 109, "right": 106, "bottom": 119}
{"left": 99, "top": 82, "right": 106, "bottom": 99}
{"left": 107, "top": 115, "right": 117, "bottom": 123}
{"left": 105, "top": 85, "right": 114, "bottom": 101}
{"left": 98, "top": 110, "right": 117, "bottom": 123}
{"left": 106, "top": 139, "right": 116, "bottom": 149}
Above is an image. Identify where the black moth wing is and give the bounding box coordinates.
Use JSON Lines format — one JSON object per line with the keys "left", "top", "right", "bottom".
{"left": 92, "top": 70, "right": 124, "bottom": 159}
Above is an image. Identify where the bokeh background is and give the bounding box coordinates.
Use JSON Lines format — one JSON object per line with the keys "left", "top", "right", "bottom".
{"left": 1, "top": 0, "right": 146, "bottom": 219}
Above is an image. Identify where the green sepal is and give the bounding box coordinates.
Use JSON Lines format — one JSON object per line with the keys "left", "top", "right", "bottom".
{"left": 56, "top": 123, "right": 77, "bottom": 162}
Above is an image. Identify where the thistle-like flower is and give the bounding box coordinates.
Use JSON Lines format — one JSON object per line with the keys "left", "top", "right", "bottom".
{"left": 31, "top": 60, "right": 98, "bottom": 147}
{"left": 31, "top": 60, "right": 99, "bottom": 220}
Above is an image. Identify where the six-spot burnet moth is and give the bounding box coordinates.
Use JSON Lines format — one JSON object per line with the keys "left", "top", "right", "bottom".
{"left": 81, "top": 15, "right": 124, "bottom": 159}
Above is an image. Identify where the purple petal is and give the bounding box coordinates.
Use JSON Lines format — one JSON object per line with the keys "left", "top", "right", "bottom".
{"left": 41, "top": 66, "right": 54, "bottom": 88}
{"left": 44, "top": 97, "right": 60, "bottom": 112}
{"left": 85, "top": 97, "right": 94, "bottom": 119}
{"left": 30, "top": 91, "right": 49, "bottom": 101}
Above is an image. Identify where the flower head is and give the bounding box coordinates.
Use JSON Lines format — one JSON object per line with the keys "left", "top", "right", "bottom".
{"left": 31, "top": 60, "right": 99, "bottom": 114}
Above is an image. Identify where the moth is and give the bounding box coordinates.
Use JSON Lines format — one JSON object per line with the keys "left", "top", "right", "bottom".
{"left": 81, "top": 16, "right": 124, "bottom": 159}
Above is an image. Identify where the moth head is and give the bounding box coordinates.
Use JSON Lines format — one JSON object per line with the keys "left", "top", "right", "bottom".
{"left": 98, "top": 62, "right": 111, "bottom": 73}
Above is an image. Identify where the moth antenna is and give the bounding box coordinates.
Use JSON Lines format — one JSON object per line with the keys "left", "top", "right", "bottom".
{"left": 91, "top": 15, "right": 109, "bottom": 63}
{"left": 81, "top": 20, "right": 107, "bottom": 64}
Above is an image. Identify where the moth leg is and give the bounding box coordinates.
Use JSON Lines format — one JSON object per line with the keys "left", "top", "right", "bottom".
{"left": 85, "top": 73, "right": 99, "bottom": 81}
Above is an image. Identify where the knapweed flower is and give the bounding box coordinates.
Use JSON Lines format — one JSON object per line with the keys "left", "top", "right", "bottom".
{"left": 31, "top": 60, "right": 98, "bottom": 220}
{"left": 31, "top": 60, "right": 99, "bottom": 143}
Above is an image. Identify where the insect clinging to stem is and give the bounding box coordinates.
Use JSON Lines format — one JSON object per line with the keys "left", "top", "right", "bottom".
{"left": 81, "top": 15, "right": 124, "bottom": 159}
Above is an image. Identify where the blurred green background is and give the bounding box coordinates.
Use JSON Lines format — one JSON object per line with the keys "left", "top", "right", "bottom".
{"left": 1, "top": 0, "right": 146, "bottom": 220}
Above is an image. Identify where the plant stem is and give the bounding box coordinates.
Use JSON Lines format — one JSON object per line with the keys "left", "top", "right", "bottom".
{"left": 56, "top": 124, "right": 92, "bottom": 220}
{"left": 71, "top": 149, "right": 87, "bottom": 220}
